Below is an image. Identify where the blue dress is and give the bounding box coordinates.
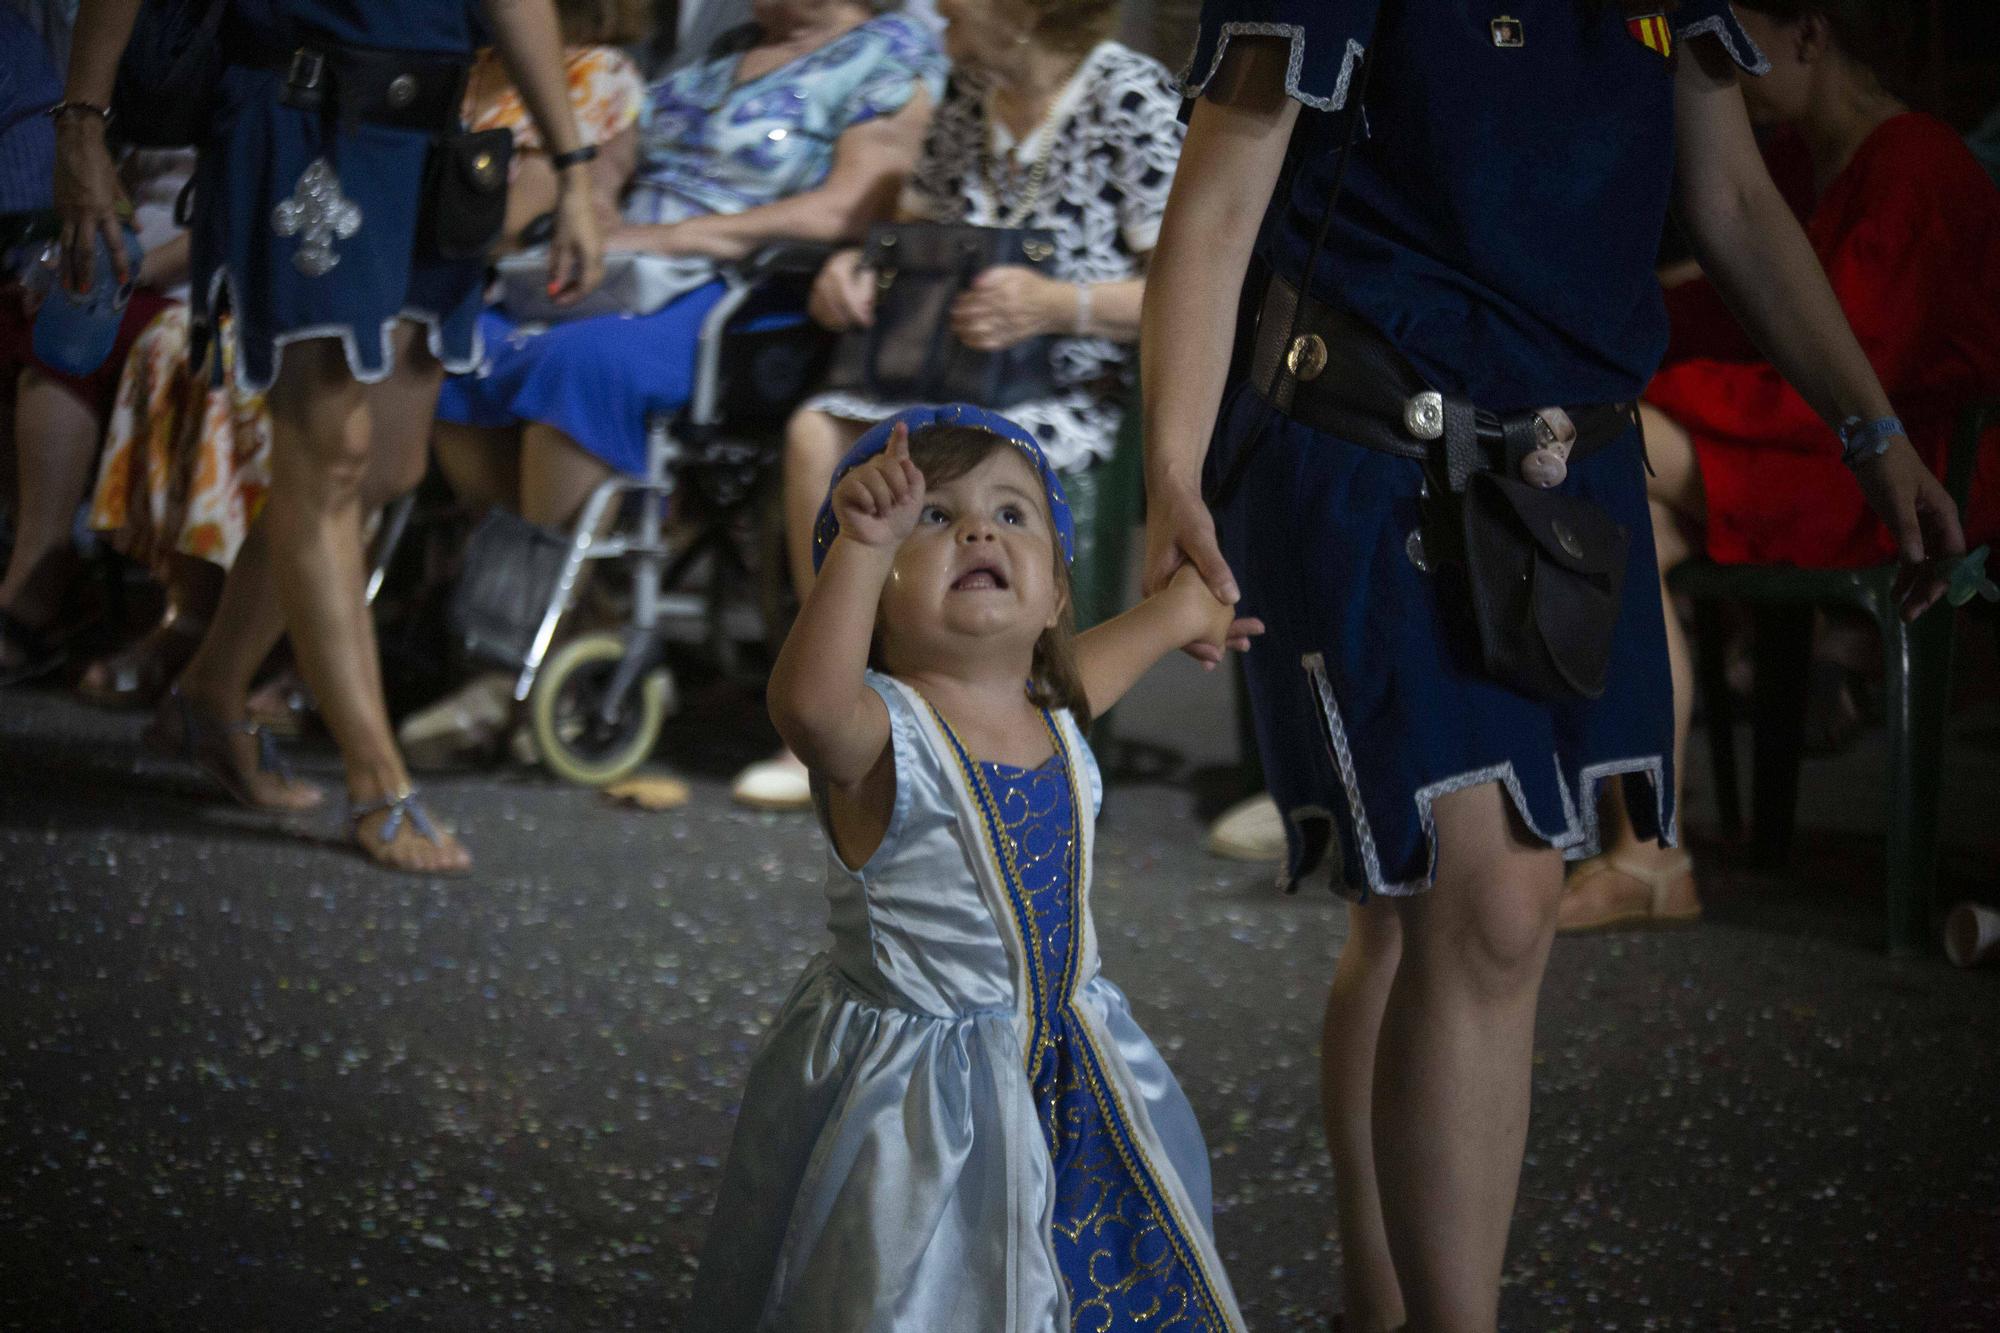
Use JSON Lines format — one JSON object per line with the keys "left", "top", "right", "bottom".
{"left": 434, "top": 16, "right": 946, "bottom": 476}
{"left": 691, "top": 674, "right": 1245, "bottom": 1331}
{"left": 1181, "top": 0, "right": 1769, "bottom": 899}
{"left": 191, "top": 0, "right": 489, "bottom": 394}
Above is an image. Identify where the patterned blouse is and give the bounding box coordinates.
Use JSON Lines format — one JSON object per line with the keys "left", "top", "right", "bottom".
{"left": 626, "top": 14, "right": 947, "bottom": 226}
{"left": 813, "top": 41, "right": 1186, "bottom": 471}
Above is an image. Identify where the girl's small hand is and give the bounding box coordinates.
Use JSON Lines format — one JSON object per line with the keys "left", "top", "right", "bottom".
{"left": 809, "top": 248, "right": 876, "bottom": 330}
{"left": 950, "top": 266, "right": 1057, "bottom": 351}
{"left": 832, "top": 423, "right": 925, "bottom": 551}
{"left": 1166, "top": 563, "right": 1263, "bottom": 668}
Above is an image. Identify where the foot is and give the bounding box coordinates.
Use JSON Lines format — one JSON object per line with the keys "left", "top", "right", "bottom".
{"left": 75, "top": 616, "right": 207, "bottom": 710}
{"left": 397, "top": 673, "right": 516, "bottom": 771}
{"left": 143, "top": 686, "right": 326, "bottom": 813}
{"left": 731, "top": 748, "right": 813, "bottom": 811}
{"left": 1557, "top": 851, "right": 1700, "bottom": 933}
{"left": 1205, "top": 793, "right": 1287, "bottom": 862}
{"left": 350, "top": 787, "right": 473, "bottom": 876}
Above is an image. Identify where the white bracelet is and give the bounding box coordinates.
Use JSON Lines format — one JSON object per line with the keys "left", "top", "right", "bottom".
{"left": 1073, "top": 282, "right": 1092, "bottom": 337}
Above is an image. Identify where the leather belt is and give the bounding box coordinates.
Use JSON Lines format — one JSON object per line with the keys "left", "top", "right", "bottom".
{"left": 226, "top": 35, "right": 469, "bottom": 135}
{"left": 1249, "top": 275, "right": 1637, "bottom": 492}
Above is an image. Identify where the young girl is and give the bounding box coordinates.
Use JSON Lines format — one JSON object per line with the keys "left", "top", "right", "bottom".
{"left": 692, "top": 404, "right": 1256, "bottom": 1331}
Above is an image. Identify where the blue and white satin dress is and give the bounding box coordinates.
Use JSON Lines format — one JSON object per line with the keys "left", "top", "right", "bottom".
{"left": 692, "top": 672, "right": 1245, "bottom": 1332}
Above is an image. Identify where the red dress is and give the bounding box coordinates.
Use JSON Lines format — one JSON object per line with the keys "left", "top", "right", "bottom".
{"left": 1645, "top": 114, "right": 2000, "bottom": 567}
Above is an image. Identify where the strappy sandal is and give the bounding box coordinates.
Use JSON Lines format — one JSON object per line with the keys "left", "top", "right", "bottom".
{"left": 75, "top": 616, "right": 208, "bottom": 709}
{"left": 142, "top": 686, "right": 325, "bottom": 812}
{"left": 0, "top": 608, "right": 65, "bottom": 687}
{"left": 1557, "top": 852, "right": 1701, "bottom": 933}
{"left": 348, "top": 787, "right": 471, "bottom": 876}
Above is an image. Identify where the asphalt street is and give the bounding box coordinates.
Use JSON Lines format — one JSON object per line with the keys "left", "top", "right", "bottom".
{"left": 3, "top": 658, "right": 1997, "bottom": 1330}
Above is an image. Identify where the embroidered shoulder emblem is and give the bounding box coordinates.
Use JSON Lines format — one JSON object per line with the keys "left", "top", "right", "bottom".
{"left": 1627, "top": 10, "right": 1675, "bottom": 60}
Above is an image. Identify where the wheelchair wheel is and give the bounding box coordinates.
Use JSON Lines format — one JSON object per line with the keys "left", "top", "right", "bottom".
{"left": 530, "top": 633, "right": 672, "bottom": 787}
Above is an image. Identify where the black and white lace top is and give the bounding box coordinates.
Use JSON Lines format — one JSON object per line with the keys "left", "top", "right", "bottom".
{"left": 806, "top": 40, "right": 1185, "bottom": 472}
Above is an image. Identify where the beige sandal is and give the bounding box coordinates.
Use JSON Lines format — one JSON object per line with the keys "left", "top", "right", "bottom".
{"left": 1557, "top": 853, "right": 1700, "bottom": 933}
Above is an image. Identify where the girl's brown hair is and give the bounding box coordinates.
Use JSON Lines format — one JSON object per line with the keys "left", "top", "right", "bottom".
{"left": 889, "top": 424, "right": 1094, "bottom": 728}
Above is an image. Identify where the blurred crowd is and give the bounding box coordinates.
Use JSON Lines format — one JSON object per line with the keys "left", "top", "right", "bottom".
{"left": 2, "top": 0, "right": 1996, "bottom": 897}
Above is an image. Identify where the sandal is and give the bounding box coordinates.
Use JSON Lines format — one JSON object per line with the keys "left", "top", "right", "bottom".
{"left": 1557, "top": 852, "right": 1700, "bottom": 933}
{"left": 142, "top": 686, "right": 325, "bottom": 812}
{"left": 349, "top": 787, "right": 472, "bottom": 876}
{"left": 0, "top": 608, "right": 65, "bottom": 687}
{"left": 75, "top": 616, "right": 208, "bottom": 710}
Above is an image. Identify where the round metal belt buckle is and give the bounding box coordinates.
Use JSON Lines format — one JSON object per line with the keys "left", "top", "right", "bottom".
{"left": 1286, "top": 333, "right": 1328, "bottom": 381}
{"left": 386, "top": 73, "right": 418, "bottom": 110}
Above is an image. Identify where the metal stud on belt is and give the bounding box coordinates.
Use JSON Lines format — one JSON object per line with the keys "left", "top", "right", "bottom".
{"left": 1404, "top": 390, "right": 1444, "bottom": 441}
{"left": 1286, "top": 333, "right": 1328, "bottom": 382}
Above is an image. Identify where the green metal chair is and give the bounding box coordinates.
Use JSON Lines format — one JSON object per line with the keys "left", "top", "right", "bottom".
{"left": 1667, "top": 399, "right": 1998, "bottom": 953}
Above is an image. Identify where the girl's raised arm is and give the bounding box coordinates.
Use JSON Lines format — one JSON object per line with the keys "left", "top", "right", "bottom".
{"left": 767, "top": 426, "right": 925, "bottom": 788}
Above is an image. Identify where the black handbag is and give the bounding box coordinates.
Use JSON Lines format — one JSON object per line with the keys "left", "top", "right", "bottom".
{"left": 421, "top": 127, "right": 513, "bottom": 261}
{"left": 447, "top": 509, "right": 570, "bottom": 669}
{"left": 829, "top": 222, "right": 1059, "bottom": 409}
{"left": 1448, "top": 471, "right": 1630, "bottom": 701}
{"left": 112, "top": 0, "right": 230, "bottom": 148}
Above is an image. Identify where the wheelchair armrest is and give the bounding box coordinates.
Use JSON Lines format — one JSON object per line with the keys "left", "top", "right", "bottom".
{"left": 737, "top": 242, "right": 840, "bottom": 280}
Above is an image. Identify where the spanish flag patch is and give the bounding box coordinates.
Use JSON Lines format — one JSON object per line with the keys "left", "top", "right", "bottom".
{"left": 1628, "top": 11, "right": 1673, "bottom": 59}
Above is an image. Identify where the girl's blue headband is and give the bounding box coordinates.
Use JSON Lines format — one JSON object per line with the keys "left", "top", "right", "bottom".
{"left": 810, "top": 404, "right": 1075, "bottom": 572}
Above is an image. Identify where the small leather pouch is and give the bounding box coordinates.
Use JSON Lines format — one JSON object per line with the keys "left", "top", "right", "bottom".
{"left": 422, "top": 127, "right": 513, "bottom": 261}
{"left": 1454, "top": 473, "right": 1630, "bottom": 701}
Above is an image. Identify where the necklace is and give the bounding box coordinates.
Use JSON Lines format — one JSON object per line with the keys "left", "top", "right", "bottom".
{"left": 978, "top": 52, "right": 1088, "bottom": 228}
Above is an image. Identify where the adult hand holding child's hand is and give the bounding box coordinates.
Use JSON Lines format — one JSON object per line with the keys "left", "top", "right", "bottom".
{"left": 832, "top": 423, "right": 926, "bottom": 551}
{"left": 1165, "top": 564, "right": 1263, "bottom": 669}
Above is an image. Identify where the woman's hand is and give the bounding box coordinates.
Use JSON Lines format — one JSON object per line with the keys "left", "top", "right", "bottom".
{"left": 545, "top": 170, "right": 604, "bottom": 304}
{"left": 831, "top": 423, "right": 925, "bottom": 551}
{"left": 53, "top": 115, "right": 131, "bottom": 292}
{"left": 1143, "top": 477, "right": 1240, "bottom": 666}
{"left": 808, "top": 248, "right": 875, "bottom": 331}
{"left": 1855, "top": 435, "right": 1967, "bottom": 620}
{"left": 951, "top": 265, "right": 1062, "bottom": 351}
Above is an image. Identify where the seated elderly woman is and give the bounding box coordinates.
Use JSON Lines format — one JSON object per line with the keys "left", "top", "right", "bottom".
{"left": 729, "top": 0, "right": 1188, "bottom": 809}
{"left": 431, "top": 0, "right": 944, "bottom": 526}
{"left": 403, "top": 0, "right": 944, "bottom": 764}
{"left": 1559, "top": 0, "right": 2000, "bottom": 931}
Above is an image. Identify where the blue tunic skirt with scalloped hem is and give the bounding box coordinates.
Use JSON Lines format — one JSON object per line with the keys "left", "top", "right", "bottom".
{"left": 190, "top": 60, "right": 486, "bottom": 397}
{"left": 1182, "top": 0, "right": 1774, "bottom": 898}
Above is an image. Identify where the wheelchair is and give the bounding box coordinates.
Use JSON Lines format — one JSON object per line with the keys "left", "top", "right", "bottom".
{"left": 481, "top": 244, "right": 833, "bottom": 787}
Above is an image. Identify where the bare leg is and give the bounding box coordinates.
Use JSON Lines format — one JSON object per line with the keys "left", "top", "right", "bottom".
{"left": 1373, "top": 783, "right": 1565, "bottom": 1333}
{"left": 519, "top": 422, "right": 612, "bottom": 529}
{"left": 261, "top": 329, "right": 466, "bottom": 872}
{"left": 432, "top": 421, "right": 521, "bottom": 514}
{"left": 780, "top": 408, "right": 868, "bottom": 600}
{"left": 0, "top": 368, "right": 100, "bottom": 650}
{"left": 1564, "top": 405, "right": 1702, "bottom": 914}
{"left": 1323, "top": 900, "right": 1408, "bottom": 1331}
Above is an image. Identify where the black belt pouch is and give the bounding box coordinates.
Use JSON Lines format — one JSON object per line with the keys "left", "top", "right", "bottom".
{"left": 421, "top": 127, "right": 513, "bottom": 261}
